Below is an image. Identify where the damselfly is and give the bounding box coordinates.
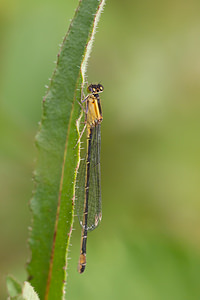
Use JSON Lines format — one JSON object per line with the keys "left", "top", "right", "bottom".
{"left": 76, "top": 83, "right": 104, "bottom": 273}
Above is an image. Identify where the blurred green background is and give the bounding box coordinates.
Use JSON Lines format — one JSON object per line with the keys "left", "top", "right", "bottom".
{"left": 1, "top": 0, "right": 200, "bottom": 299}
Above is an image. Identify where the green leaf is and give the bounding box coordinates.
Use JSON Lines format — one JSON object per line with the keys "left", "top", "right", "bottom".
{"left": 22, "top": 282, "right": 40, "bottom": 300}
{"left": 27, "top": 1, "right": 105, "bottom": 300}
{"left": 6, "top": 275, "right": 22, "bottom": 298}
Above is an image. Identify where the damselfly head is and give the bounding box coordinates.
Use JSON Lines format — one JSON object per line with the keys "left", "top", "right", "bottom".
{"left": 87, "top": 84, "right": 104, "bottom": 94}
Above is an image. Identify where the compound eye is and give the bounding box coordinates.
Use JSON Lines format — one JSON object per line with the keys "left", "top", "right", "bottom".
{"left": 99, "top": 84, "right": 104, "bottom": 91}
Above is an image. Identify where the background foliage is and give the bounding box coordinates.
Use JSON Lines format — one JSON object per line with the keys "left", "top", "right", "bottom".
{"left": 1, "top": 0, "right": 200, "bottom": 299}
